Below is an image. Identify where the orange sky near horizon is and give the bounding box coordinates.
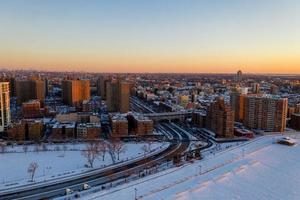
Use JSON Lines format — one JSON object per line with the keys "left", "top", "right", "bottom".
{"left": 1, "top": 50, "right": 300, "bottom": 74}
{"left": 1, "top": 0, "right": 300, "bottom": 74}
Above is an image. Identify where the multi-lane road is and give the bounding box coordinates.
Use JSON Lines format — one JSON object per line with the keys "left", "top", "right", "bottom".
{"left": 0, "top": 123, "right": 192, "bottom": 200}
{"left": 0, "top": 98, "right": 214, "bottom": 200}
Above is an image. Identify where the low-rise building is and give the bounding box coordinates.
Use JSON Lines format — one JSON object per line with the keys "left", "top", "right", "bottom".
{"left": 22, "top": 100, "right": 42, "bottom": 119}
{"left": 56, "top": 113, "right": 100, "bottom": 123}
{"left": 51, "top": 122, "right": 76, "bottom": 140}
{"left": 77, "top": 123, "right": 102, "bottom": 139}
{"left": 127, "top": 114, "right": 153, "bottom": 136}
{"left": 110, "top": 114, "right": 128, "bottom": 138}
{"left": 234, "top": 127, "right": 254, "bottom": 138}
{"left": 7, "top": 119, "right": 43, "bottom": 141}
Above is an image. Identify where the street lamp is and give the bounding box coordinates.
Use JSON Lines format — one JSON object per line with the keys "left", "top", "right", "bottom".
{"left": 134, "top": 188, "right": 138, "bottom": 200}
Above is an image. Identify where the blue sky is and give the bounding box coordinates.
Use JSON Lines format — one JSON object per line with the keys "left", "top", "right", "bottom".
{"left": 0, "top": 0, "right": 299, "bottom": 73}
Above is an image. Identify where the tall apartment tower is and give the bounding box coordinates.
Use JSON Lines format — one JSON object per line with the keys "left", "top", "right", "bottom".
{"left": 106, "top": 80, "right": 130, "bottom": 113}
{"left": 252, "top": 83, "right": 260, "bottom": 94}
{"left": 118, "top": 81, "right": 130, "bottom": 113}
{"left": 206, "top": 97, "right": 234, "bottom": 138}
{"left": 0, "top": 82, "right": 11, "bottom": 132}
{"left": 62, "top": 79, "right": 91, "bottom": 106}
{"left": 106, "top": 80, "right": 119, "bottom": 112}
{"left": 243, "top": 95, "right": 288, "bottom": 132}
{"left": 230, "top": 92, "right": 246, "bottom": 122}
{"left": 97, "top": 75, "right": 110, "bottom": 99}
{"left": 16, "top": 79, "right": 45, "bottom": 104}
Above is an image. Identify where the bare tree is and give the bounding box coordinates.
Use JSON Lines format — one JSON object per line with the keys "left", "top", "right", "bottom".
{"left": 110, "top": 139, "right": 126, "bottom": 160}
{"left": 97, "top": 141, "right": 107, "bottom": 161}
{"left": 81, "top": 141, "right": 101, "bottom": 168}
{"left": 27, "top": 162, "right": 38, "bottom": 182}
{"left": 23, "top": 145, "right": 29, "bottom": 154}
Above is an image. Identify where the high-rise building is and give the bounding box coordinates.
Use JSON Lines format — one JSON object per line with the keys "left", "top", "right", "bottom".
{"left": 9, "top": 77, "right": 16, "bottom": 97}
{"left": 206, "top": 97, "right": 234, "bottom": 138}
{"left": 243, "top": 95, "right": 288, "bottom": 132}
{"left": 62, "top": 79, "right": 90, "bottom": 106}
{"left": 16, "top": 79, "right": 45, "bottom": 104}
{"left": 0, "top": 82, "right": 11, "bottom": 132}
{"left": 118, "top": 81, "right": 130, "bottom": 113}
{"left": 235, "top": 70, "right": 243, "bottom": 82}
{"left": 230, "top": 92, "right": 246, "bottom": 122}
{"left": 97, "top": 75, "right": 110, "bottom": 99}
{"left": 106, "top": 79, "right": 130, "bottom": 113}
{"left": 106, "top": 80, "right": 119, "bottom": 112}
{"left": 252, "top": 83, "right": 260, "bottom": 94}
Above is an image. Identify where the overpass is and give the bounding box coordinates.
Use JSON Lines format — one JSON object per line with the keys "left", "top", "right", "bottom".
{"left": 144, "top": 111, "right": 193, "bottom": 122}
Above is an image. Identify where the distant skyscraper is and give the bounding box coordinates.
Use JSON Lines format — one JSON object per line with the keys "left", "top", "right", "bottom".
{"left": 243, "top": 95, "right": 288, "bottom": 132}
{"left": 16, "top": 79, "right": 45, "bottom": 104}
{"left": 62, "top": 79, "right": 91, "bottom": 106}
{"left": 252, "top": 83, "right": 260, "bottom": 94}
{"left": 235, "top": 70, "right": 243, "bottom": 82}
{"left": 106, "top": 79, "right": 130, "bottom": 113}
{"left": 0, "top": 82, "right": 11, "bottom": 132}
{"left": 206, "top": 97, "right": 234, "bottom": 138}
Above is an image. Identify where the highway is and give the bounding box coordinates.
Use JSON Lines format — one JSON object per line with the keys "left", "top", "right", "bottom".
{"left": 130, "top": 96, "right": 155, "bottom": 113}
{"left": 0, "top": 123, "right": 190, "bottom": 200}
{"left": 0, "top": 97, "right": 215, "bottom": 200}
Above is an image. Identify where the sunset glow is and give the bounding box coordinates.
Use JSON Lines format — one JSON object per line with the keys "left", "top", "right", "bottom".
{"left": 1, "top": 0, "right": 300, "bottom": 73}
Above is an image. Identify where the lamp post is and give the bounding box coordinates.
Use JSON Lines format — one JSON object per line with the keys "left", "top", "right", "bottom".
{"left": 134, "top": 188, "right": 138, "bottom": 200}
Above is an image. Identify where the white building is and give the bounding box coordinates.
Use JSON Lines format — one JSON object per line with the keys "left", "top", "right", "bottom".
{"left": 0, "top": 82, "right": 11, "bottom": 132}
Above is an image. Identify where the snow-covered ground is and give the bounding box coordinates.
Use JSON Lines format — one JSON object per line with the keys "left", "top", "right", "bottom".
{"left": 81, "top": 133, "right": 300, "bottom": 200}
{"left": 0, "top": 141, "right": 167, "bottom": 189}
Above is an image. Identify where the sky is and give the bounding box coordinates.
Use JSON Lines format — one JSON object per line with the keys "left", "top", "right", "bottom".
{"left": 0, "top": 0, "right": 300, "bottom": 73}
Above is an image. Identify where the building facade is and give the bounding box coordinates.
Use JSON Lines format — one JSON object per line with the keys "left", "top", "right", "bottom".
{"left": 106, "top": 80, "right": 130, "bottom": 113}
{"left": 0, "top": 82, "right": 11, "bottom": 132}
{"left": 22, "top": 100, "right": 42, "bottom": 119}
{"left": 206, "top": 97, "right": 234, "bottom": 138}
{"left": 243, "top": 95, "right": 288, "bottom": 132}
{"left": 62, "top": 79, "right": 90, "bottom": 106}
{"left": 230, "top": 92, "right": 246, "bottom": 122}
{"left": 16, "top": 79, "right": 45, "bottom": 104}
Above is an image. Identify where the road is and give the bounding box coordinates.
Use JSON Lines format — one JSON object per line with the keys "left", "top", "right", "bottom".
{"left": 130, "top": 96, "right": 155, "bottom": 113}
{"left": 0, "top": 123, "right": 190, "bottom": 200}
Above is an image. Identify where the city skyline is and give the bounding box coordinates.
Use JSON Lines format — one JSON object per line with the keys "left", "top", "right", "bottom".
{"left": 1, "top": 0, "right": 300, "bottom": 73}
